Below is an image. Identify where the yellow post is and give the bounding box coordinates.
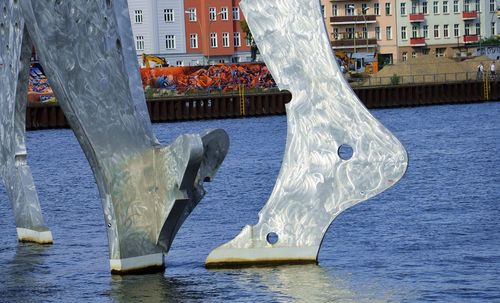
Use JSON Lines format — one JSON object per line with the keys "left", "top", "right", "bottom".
{"left": 239, "top": 84, "right": 246, "bottom": 116}
{"left": 484, "top": 71, "right": 489, "bottom": 101}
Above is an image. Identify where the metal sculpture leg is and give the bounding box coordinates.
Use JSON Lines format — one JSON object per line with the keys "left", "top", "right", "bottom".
{"left": 0, "top": 3, "right": 53, "bottom": 244}
{"left": 17, "top": 1, "right": 228, "bottom": 273}
{"left": 206, "top": 0, "right": 408, "bottom": 267}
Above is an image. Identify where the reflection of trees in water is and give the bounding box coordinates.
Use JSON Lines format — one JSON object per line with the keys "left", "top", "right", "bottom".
{"left": 109, "top": 274, "right": 205, "bottom": 303}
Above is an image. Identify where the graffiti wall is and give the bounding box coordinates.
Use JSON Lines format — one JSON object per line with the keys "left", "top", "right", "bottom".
{"left": 140, "top": 63, "right": 276, "bottom": 94}
{"left": 27, "top": 63, "right": 276, "bottom": 103}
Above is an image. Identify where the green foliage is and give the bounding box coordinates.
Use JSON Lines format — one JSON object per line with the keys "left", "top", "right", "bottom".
{"left": 240, "top": 20, "right": 253, "bottom": 42}
{"left": 473, "top": 36, "right": 500, "bottom": 46}
{"left": 390, "top": 74, "right": 401, "bottom": 85}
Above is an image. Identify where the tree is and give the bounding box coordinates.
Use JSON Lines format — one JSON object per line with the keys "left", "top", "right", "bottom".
{"left": 240, "top": 20, "right": 259, "bottom": 61}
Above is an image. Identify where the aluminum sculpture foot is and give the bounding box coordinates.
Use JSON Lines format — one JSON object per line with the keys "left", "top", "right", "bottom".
{"left": 0, "top": 4, "right": 53, "bottom": 245}
{"left": 1, "top": 1, "right": 230, "bottom": 273}
{"left": 206, "top": 0, "right": 408, "bottom": 268}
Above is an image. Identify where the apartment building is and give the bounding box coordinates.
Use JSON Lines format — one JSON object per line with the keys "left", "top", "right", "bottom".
{"left": 128, "top": 0, "right": 251, "bottom": 66}
{"left": 323, "top": 0, "right": 399, "bottom": 64}
{"left": 184, "top": 0, "right": 252, "bottom": 64}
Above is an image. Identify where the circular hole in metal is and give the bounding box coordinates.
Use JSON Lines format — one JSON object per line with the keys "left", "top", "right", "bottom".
{"left": 266, "top": 232, "right": 279, "bottom": 245}
{"left": 107, "top": 223, "right": 112, "bottom": 228}
{"left": 338, "top": 144, "right": 353, "bottom": 160}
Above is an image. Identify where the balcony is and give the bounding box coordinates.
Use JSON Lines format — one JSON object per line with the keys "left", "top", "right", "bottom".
{"left": 330, "top": 15, "right": 377, "bottom": 24}
{"left": 331, "top": 38, "right": 378, "bottom": 49}
{"left": 462, "top": 11, "right": 478, "bottom": 20}
{"left": 463, "top": 35, "right": 479, "bottom": 43}
{"left": 409, "top": 13, "right": 425, "bottom": 22}
{"left": 410, "top": 37, "right": 426, "bottom": 46}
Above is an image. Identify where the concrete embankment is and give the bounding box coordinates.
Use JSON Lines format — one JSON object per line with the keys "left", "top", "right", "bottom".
{"left": 26, "top": 80, "right": 497, "bottom": 130}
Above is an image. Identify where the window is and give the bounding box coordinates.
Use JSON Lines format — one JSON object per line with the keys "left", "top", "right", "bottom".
{"left": 476, "top": 22, "right": 481, "bottom": 35}
{"left": 209, "top": 7, "right": 216, "bottom": 21}
{"left": 232, "top": 7, "right": 240, "bottom": 20}
{"left": 492, "top": 22, "right": 497, "bottom": 36}
{"left": 332, "top": 4, "right": 338, "bottom": 16}
{"left": 246, "top": 37, "right": 251, "bottom": 46}
{"left": 434, "top": 25, "right": 440, "bottom": 38}
{"left": 186, "top": 8, "right": 197, "bottom": 21}
{"left": 222, "top": 32, "right": 230, "bottom": 47}
{"left": 220, "top": 7, "right": 228, "bottom": 20}
{"left": 190, "top": 34, "right": 198, "bottom": 48}
{"left": 385, "top": 2, "right": 392, "bottom": 15}
{"left": 234, "top": 32, "right": 241, "bottom": 47}
{"left": 412, "top": 25, "right": 418, "bottom": 37}
{"left": 386, "top": 26, "right": 392, "bottom": 39}
{"left": 347, "top": 27, "right": 355, "bottom": 39}
{"left": 453, "top": 0, "right": 459, "bottom": 12}
{"left": 362, "top": 26, "right": 368, "bottom": 38}
{"left": 134, "top": 10, "right": 143, "bottom": 23}
{"left": 135, "top": 35, "right": 144, "bottom": 50}
{"left": 443, "top": 1, "right": 449, "bottom": 13}
{"left": 444, "top": 24, "right": 449, "bottom": 37}
{"left": 412, "top": 1, "right": 418, "bottom": 13}
{"left": 374, "top": 3, "right": 380, "bottom": 15}
{"left": 333, "top": 28, "right": 339, "bottom": 39}
{"left": 401, "top": 26, "right": 407, "bottom": 39}
{"left": 412, "top": 51, "right": 417, "bottom": 58}
{"left": 422, "top": 49, "right": 430, "bottom": 55}
{"left": 422, "top": 2, "right": 428, "bottom": 13}
{"left": 464, "top": 0, "right": 470, "bottom": 11}
{"left": 401, "top": 2, "right": 407, "bottom": 15}
{"left": 454, "top": 24, "right": 460, "bottom": 36}
{"left": 465, "top": 23, "right": 471, "bottom": 35}
{"left": 164, "top": 9, "right": 174, "bottom": 22}
{"left": 362, "top": 3, "right": 369, "bottom": 13}
{"left": 475, "top": 0, "right": 480, "bottom": 11}
{"left": 490, "top": 0, "right": 496, "bottom": 11}
{"left": 375, "top": 26, "right": 381, "bottom": 39}
{"left": 346, "top": 4, "right": 355, "bottom": 16}
{"left": 423, "top": 25, "right": 429, "bottom": 37}
{"left": 433, "top": 1, "right": 439, "bottom": 14}
{"left": 165, "top": 35, "right": 176, "bottom": 49}
{"left": 210, "top": 32, "right": 217, "bottom": 47}
{"left": 436, "top": 48, "right": 445, "bottom": 57}
{"left": 402, "top": 52, "right": 408, "bottom": 61}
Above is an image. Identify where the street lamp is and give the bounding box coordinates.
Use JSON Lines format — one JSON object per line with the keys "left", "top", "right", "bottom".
{"left": 361, "top": 7, "right": 370, "bottom": 52}
{"left": 185, "top": 10, "right": 205, "bottom": 65}
{"left": 348, "top": 4, "right": 357, "bottom": 57}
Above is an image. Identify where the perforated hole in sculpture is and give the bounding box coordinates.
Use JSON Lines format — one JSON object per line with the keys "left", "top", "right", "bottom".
{"left": 266, "top": 232, "right": 279, "bottom": 245}
{"left": 338, "top": 144, "right": 353, "bottom": 160}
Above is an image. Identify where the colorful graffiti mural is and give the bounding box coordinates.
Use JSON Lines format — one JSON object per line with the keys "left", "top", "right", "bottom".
{"left": 140, "top": 63, "right": 276, "bottom": 94}
{"left": 27, "top": 63, "right": 277, "bottom": 103}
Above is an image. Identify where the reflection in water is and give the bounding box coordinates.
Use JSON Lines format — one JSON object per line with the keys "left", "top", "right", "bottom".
{"left": 224, "top": 265, "right": 389, "bottom": 302}
{"left": 109, "top": 273, "right": 204, "bottom": 303}
{"left": 1, "top": 243, "right": 59, "bottom": 302}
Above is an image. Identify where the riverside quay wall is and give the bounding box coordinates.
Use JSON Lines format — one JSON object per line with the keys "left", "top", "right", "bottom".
{"left": 26, "top": 80, "right": 496, "bottom": 130}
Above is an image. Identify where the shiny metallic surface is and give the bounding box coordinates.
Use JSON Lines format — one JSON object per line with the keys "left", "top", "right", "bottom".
{"left": 2, "top": 0, "right": 229, "bottom": 273}
{"left": 206, "top": 0, "right": 408, "bottom": 266}
{"left": 0, "top": 1, "right": 53, "bottom": 244}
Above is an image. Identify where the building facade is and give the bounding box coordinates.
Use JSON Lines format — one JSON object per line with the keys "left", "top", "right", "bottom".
{"left": 128, "top": 0, "right": 251, "bottom": 66}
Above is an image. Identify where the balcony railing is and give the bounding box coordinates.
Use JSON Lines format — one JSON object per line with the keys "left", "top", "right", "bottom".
{"left": 330, "top": 15, "right": 377, "bottom": 24}
{"left": 463, "top": 35, "right": 479, "bottom": 43}
{"left": 331, "top": 38, "right": 378, "bottom": 48}
{"left": 462, "top": 11, "right": 478, "bottom": 19}
{"left": 409, "top": 13, "right": 425, "bottom": 22}
{"left": 410, "top": 37, "right": 426, "bottom": 46}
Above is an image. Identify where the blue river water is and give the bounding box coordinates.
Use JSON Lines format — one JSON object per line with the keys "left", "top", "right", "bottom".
{"left": 0, "top": 102, "right": 499, "bottom": 302}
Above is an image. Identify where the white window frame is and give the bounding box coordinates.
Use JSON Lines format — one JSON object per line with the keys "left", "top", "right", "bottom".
{"left": 453, "top": 0, "right": 459, "bottom": 12}
{"left": 443, "top": 0, "right": 449, "bottom": 13}
{"left": 385, "top": 2, "right": 392, "bottom": 15}
{"left": 210, "top": 32, "right": 218, "bottom": 48}
{"left": 454, "top": 24, "right": 460, "bottom": 37}
{"left": 232, "top": 7, "right": 240, "bottom": 20}
{"left": 346, "top": 4, "right": 355, "bottom": 16}
{"left": 386, "top": 26, "right": 392, "bottom": 39}
{"left": 209, "top": 7, "right": 217, "bottom": 21}
{"left": 134, "top": 10, "right": 143, "bottom": 24}
{"left": 135, "top": 35, "right": 144, "bottom": 50}
{"left": 190, "top": 33, "right": 198, "bottom": 48}
{"left": 222, "top": 32, "right": 230, "bottom": 47}
{"left": 374, "top": 3, "right": 380, "bottom": 15}
{"left": 332, "top": 4, "right": 338, "bottom": 16}
{"left": 187, "top": 8, "right": 197, "bottom": 21}
{"left": 165, "top": 35, "right": 176, "bottom": 49}
{"left": 423, "top": 1, "right": 428, "bottom": 14}
{"left": 443, "top": 24, "right": 449, "bottom": 37}
{"left": 401, "top": 26, "right": 408, "bottom": 40}
{"left": 433, "top": 1, "right": 439, "bottom": 14}
{"left": 402, "top": 52, "right": 408, "bottom": 61}
{"left": 164, "top": 8, "right": 174, "bottom": 22}
{"left": 424, "top": 25, "right": 429, "bottom": 38}
{"left": 234, "top": 32, "right": 241, "bottom": 47}
{"left": 434, "top": 24, "right": 440, "bottom": 38}
{"left": 220, "top": 7, "right": 228, "bottom": 20}
{"left": 375, "top": 26, "right": 381, "bottom": 40}
{"left": 401, "top": 2, "right": 407, "bottom": 15}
